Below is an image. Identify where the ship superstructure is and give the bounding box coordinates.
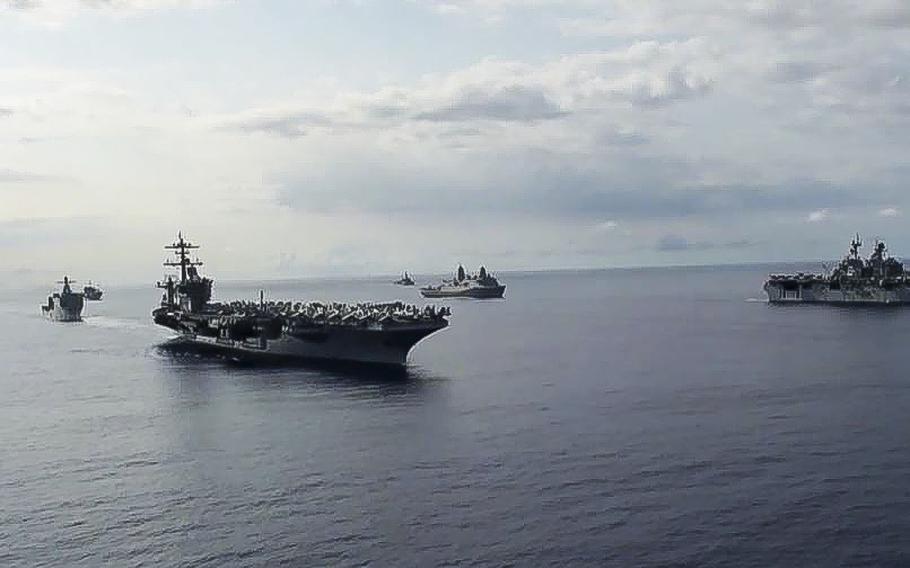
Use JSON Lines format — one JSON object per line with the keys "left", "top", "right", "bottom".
{"left": 42, "top": 276, "right": 85, "bottom": 322}
{"left": 152, "top": 234, "right": 450, "bottom": 365}
{"left": 764, "top": 235, "right": 910, "bottom": 304}
{"left": 421, "top": 265, "right": 506, "bottom": 299}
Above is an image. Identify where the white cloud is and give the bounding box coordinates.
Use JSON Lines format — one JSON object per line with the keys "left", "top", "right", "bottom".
{"left": 807, "top": 208, "right": 831, "bottom": 222}
{"left": 594, "top": 220, "right": 619, "bottom": 232}
{"left": 217, "top": 39, "right": 718, "bottom": 139}
{"left": 3, "top": 0, "right": 910, "bottom": 276}
{"left": 5, "top": 0, "right": 221, "bottom": 25}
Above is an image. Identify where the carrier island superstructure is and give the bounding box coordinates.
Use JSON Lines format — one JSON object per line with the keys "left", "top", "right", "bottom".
{"left": 152, "top": 234, "right": 450, "bottom": 365}
{"left": 764, "top": 235, "right": 910, "bottom": 304}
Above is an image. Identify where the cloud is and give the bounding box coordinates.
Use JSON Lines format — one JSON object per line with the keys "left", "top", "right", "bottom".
{"left": 547, "top": 1, "right": 910, "bottom": 37}
{"left": 217, "top": 84, "right": 567, "bottom": 137}
{"left": 2, "top": 0, "right": 909, "bottom": 274}
{"left": 273, "top": 144, "right": 861, "bottom": 224}
{"left": 8, "top": 0, "right": 219, "bottom": 10}
{"left": 807, "top": 208, "right": 830, "bottom": 222}
{"left": 5, "top": 0, "right": 221, "bottom": 25}
{"left": 0, "top": 216, "right": 103, "bottom": 245}
{"left": 218, "top": 111, "right": 334, "bottom": 139}
{"left": 765, "top": 60, "right": 839, "bottom": 84}
{"left": 554, "top": 1, "right": 910, "bottom": 124}
{"left": 656, "top": 234, "right": 690, "bottom": 251}
{"left": 593, "top": 220, "right": 618, "bottom": 232}
{"left": 216, "top": 39, "right": 718, "bottom": 137}
{"left": 656, "top": 234, "right": 756, "bottom": 252}
{"left": 0, "top": 168, "right": 56, "bottom": 183}
{"left": 414, "top": 85, "right": 566, "bottom": 122}
{"left": 879, "top": 207, "right": 901, "bottom": 217}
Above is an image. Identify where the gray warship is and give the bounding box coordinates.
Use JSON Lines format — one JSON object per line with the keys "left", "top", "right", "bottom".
{"left": 764, "top": 235, "right": 910, "bottom": 304}
{"left": 42, "top": 276, "right": 85, "bottom": 322}
{"left": 394, "top": 271, "right": 415, "bottom": 286}
{"left": 152, "top": 234, "right": 450, "bottom": 366}
{"left": 421, "top": 265, "right": 505, "bottom": 299}
{"left": 83, "top": 281, "right": 103, "bottom": 301}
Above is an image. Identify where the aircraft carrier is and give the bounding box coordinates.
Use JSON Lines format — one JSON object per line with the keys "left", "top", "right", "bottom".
{"left": 764, "top": 235, "right": 910, "bottom": 304}
{"left": 152, "top": 234, "right": 450, "bottom": 365}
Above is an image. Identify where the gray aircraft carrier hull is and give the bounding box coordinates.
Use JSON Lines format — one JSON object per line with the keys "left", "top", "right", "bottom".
{"left": 161, "top": 323, "right": 446, "bottom": 366}
{"left": 764, "top": 282, "right": 910, "bottom": 304}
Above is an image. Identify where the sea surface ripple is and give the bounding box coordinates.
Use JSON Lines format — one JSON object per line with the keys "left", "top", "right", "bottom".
{"left": 2, "top": 266, "right": 909, "bottom": 566}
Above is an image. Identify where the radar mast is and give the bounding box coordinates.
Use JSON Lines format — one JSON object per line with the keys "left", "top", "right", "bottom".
{"left": 157, "top": 232, "right": 212, "bottom": 311}
{"left": 163, "top": 232, "right": 203, "bottom": 284}
{"left": 849, "top": 233, "right": 862, "bottom": 259}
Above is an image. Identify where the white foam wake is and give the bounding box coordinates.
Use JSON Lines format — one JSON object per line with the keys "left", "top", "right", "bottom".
{"left": 83, "top": 315, "right": 150, "bottom": 331}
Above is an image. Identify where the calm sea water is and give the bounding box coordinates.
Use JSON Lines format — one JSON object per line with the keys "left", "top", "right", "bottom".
{"left": 2, "top": 266, "right": 910, "bottom": 567}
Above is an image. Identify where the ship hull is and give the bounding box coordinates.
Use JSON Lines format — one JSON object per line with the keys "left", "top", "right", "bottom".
{"left": 420, "top": 285, "right": 505, "bottom": 299}
{"left": 42, "top": 304, "right": 83, "bottom": 322}
{"left": 158, "top": 323, "right": 447, "bottom": 366}
{"left": 764, "top": 282, "right": 910, "bottom": 304}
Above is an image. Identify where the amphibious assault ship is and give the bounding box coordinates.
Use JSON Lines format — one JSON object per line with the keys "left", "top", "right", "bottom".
{"left": 421, "top": 265, "right": 505, "bottom": 299}
{"left": 764, "top": 235, "right": 910, "bottom": 304}
{"left": 42, "top": 276, "right": 85, "bottom": 322}
{"left": 152, "top": 234, "right": 450, "bottom": 365}
{"left": 394, "top": 272, "right": 415, "bottom": 286}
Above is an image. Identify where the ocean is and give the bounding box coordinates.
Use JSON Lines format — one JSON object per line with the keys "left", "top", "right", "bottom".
{"left": 2, "top": 266, "right": 909, "bottom": 567}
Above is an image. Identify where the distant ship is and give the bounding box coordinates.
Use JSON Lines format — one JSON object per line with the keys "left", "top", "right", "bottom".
{"left": 83, "top": 281, "right": 103, "bottom": 301}
{"left": 420, "top": 265, "right": 505, "bottom": 299}
{"left": 152, "top": 234, "right": 450, "bottom": 366}
{"left": 765, "top": 235, "right": 910, "bottom": 304}
{"left": 41, "top": 276, "right": 85, "bottom": 322}
{"left": 394, "top": 272, "right": 415, "bottom": 286}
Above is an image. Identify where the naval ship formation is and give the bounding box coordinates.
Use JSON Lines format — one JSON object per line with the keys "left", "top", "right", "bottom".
{"left": 152, "top": 234, "right": 450, "bottom": 365}
{"left": 764, "top": 235, "right": 910, "bottom": 304}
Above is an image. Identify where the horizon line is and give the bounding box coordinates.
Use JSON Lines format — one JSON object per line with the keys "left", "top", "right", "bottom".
{"left": 0, "top": 258, "right": 834, "bottom": 291}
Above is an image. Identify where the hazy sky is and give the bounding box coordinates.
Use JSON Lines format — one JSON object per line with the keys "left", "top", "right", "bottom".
{"left": 2, "top": 0, "right": 909, "bottom": 283}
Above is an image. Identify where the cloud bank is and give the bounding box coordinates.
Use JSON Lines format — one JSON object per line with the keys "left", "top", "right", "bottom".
{"left": 1, "top": 0, "right": 909, "bottom": 279}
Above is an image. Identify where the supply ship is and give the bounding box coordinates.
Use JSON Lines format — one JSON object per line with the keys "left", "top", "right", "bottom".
{"left": 83, "top": 281, "right": 103, "bottom": 301}
{"left": 152, "top": 234, "right": 450, "bottom": 365}
{"left": 421, "top": 265, "right": 505, "bottom": 299}
{"left": 42, "top": 276, "right": 85, "bottom": 322}
{"left": 764, "top": 235, "right": 910, "bottom": 304}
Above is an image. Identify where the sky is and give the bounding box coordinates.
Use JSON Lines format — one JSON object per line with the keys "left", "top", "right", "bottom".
{"left": 1, "top": 0, "right": 909, "bottom": 284}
